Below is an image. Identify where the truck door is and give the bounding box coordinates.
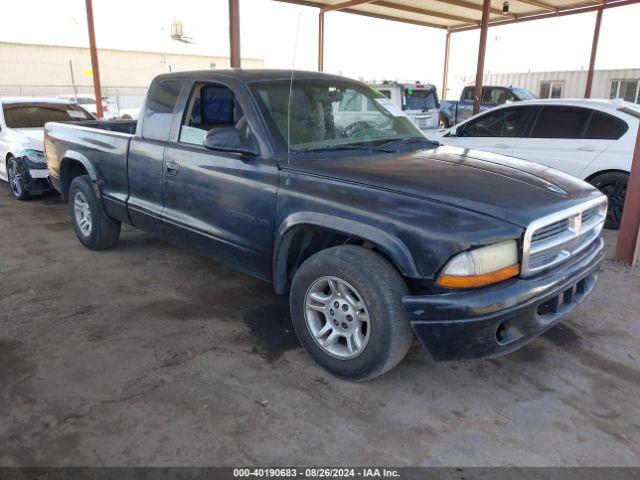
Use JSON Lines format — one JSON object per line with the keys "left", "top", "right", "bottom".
{"left": 457, "top": 87, "right": 475, "bottom": 122}
{"left": 161, "top": 80, "right": 278, "bottom": 281}
{"left": 127, "top": 79, "right": 185, "bottom": 237}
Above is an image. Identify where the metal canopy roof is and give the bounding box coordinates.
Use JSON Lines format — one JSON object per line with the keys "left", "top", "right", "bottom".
{"left": 274, "top": 0, "right": 636, "bottom": 31}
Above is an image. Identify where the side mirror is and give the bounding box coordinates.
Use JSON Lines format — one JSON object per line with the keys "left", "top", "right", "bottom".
{"left": 203, "top": 127, "right": 258, "bottom": 157}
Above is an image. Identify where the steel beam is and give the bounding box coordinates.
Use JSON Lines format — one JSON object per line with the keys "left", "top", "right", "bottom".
{"left": 584, "top": 7, "right": 603, "bottom": 98}
{"left": 512, "top": 0, "right": 557, "bottom": 11}
{"left": 229, "top": 0, "right": 241, "bottom": 68}
{"left": 321, "top": 0, "right": 374, "bottom": 12}
{"left": 318, "top": 11, "right": 325, "bottom": 71}
{"left": 372, "top": 1, "right": 479, "bottom": 23}
{"left": 472, "top": 0, "right": 491, "bottom": 115}
{"left": 442, "top": 30, "right": 451, "bottom": 100}
{"left": 427, "top": 0, "right": 517, "bottom": 18}
{"left": 450, "top": 0, "right": 640, "bottom": 31}
{"left": 615, "top": 123, "right": 640, "bottom": 265}
{"left": 84, "top": 0, "right": 103, "bottom": 118}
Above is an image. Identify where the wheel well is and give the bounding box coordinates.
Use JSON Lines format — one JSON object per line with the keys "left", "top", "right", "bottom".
{"left": 584, "top": 169, "right": 629, "bottom": 183}
{"left": 60, "top": 159, "right": 89, "bottom": 202}
{"left": 275, "top": 225, "right": 398, "bottom": 295}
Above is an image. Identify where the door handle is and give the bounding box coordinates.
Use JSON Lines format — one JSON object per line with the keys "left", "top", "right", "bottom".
{"left": 166, "top": 161, "right": 180, "bottom": 175}
{"left": 494, "top": 143, "right": 511, "bottom": 148}
{"left": 576, "top": 146, "right": 598, "bottom": 152}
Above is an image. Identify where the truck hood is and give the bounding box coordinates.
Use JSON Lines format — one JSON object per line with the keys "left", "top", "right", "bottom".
{"left": 289, "top": 145, "right": 603, "bottom": 228}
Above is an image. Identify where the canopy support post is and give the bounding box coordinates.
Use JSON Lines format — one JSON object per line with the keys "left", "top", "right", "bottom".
{"left": 84, "top": 0, "right": 103, "bottom": 118}
{"left": 615, "top": 124, "right": 640, "bottom": 265}
{"left": 442, "top": 30, "right": 451, "bottom": 100}
{"left": 229, "top": 0, "right": 241, "bottom": 68}
{"left": 472, "top": 0, "right": 491, "bottom": 115}
{"left": 584, "top": 7, "right": 603, "bottom": 98}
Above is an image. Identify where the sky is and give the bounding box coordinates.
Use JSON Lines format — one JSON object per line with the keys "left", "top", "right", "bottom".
{"left": 1, "top": 0, "right": 639, "bottom": 96}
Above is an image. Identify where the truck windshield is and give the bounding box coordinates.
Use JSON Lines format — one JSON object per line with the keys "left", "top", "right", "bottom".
{"left": 512, "top": 88, "right": 537, "bottom": 100}
{"left": 250, "top": 79, "right": 427, "bottom": 153}
{"left": 3, "top": 103, "right": 94, "bottom": 128}
{"left": 404, "top": 89, "right": 438, "bottom": 111}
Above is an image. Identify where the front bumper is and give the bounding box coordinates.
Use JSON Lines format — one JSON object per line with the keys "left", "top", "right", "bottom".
{"left": 22, "top": 167, "right": 51, "bottom": 194}
{"left": 14, "top": 154, "right": 51, "bottom": 194}
{"left": 403, "top": 237, "right": 605, "bottom": 361}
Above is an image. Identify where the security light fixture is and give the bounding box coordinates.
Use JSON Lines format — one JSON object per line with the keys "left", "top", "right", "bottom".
{"left": 502, "top": 1, "right": 510, "bottom": 13}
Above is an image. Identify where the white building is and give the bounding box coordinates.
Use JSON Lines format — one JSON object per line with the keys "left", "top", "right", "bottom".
{"left": 473, "top": 68, "right": 640, "bottom": 103}
{"left": 0, "top": 41, "right": 264, "bottom": 109}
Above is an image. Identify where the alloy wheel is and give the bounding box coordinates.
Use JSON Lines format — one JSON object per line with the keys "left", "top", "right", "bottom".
{"left": 304, "top": 276, "right": 371, "bottom": 359}
{"left": 7, "top": 160, "right": 22, "bottom": 197}
{"left": 73, "top": 191, "right": 93, "bottom": 237}
{"left": 599, "top": 180, "right": 626, "bottom": 228}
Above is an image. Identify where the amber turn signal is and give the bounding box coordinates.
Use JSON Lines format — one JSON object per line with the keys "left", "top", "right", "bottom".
{"left": 438, "top": 263, "right": 520, "bottom": 289}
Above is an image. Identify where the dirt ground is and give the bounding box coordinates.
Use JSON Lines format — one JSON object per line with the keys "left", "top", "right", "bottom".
{"left": 1, "top": 186, "right": 639, "bottom": 467}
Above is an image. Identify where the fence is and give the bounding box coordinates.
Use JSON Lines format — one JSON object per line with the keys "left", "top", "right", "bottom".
{"left": 0, "top": 84, "right": 148, "bottom": 110}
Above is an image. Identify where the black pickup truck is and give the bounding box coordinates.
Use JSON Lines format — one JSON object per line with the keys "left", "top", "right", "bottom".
{"left": 45, "top": 70, "right": 606, "bottom": 381}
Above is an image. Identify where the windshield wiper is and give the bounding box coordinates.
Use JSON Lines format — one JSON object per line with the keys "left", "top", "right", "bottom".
{"left": 375, "top": 137, "right": 440, "bottom": 149}
{"left": 291, "top": 144, "right": 394, "bottom": 155}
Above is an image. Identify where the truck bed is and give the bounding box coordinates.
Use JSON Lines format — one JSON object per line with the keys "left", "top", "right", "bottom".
{"left": 44, "top": 120, "right": 137, "bottom": 212}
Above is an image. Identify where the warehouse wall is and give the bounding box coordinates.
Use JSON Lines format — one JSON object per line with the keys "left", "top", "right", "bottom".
{"left": 0, "top": 42, "right": 264, "bottom": 108}
{"left": 473, "top": 68, "right": 640, "bottom": 100}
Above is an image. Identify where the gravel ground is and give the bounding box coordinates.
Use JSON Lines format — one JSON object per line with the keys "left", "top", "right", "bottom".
{"left": 1, "top": 186, "right": 639, "bottom": 466}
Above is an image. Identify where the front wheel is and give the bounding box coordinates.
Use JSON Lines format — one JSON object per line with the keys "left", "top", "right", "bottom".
{"left": 68, "top": 175, "right": 121, "bottom": 250}
{"left": 290, "top": 245, "right": 413, "bottom": 381}
{"left": 6, "top": 156, "right": 30, "bottom": 200}
{"left": 588, "top": 172, "right": 628, "bottom": 230}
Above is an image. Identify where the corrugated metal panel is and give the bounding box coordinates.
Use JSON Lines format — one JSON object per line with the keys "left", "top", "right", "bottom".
{"left": 480, "top": 68, "right": 640, "bottom": 99}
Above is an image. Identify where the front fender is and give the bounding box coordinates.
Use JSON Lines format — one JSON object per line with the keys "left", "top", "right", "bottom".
{"left": 272, "top": 211, "right": 419, "bottom": 294}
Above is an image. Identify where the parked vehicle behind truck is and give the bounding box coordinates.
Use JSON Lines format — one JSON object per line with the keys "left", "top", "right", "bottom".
{"left": 45, "top": 70, "right": 606, "bottom": 381}
{"left": 440, "top": 85, "right": 536, "bottom": 127}
{"left": 0, "top": 97, "right": 95, "bottom": 200}
{"left": 439, "top": 99, "right": 640, "bottom": 229}
{"left": 366, "top": 81, "right": 440, "bottom": 130}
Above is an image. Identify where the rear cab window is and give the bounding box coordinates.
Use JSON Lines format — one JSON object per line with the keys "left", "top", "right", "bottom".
{"left": 142, "top": 80, "right": 184, "bottom": 141}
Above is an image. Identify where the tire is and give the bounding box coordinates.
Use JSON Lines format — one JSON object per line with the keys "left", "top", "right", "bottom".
{"left": 6, "top": 156, "right": 30, "bottom": 200}
{"left": 588, "top": 171, "right": 628, "bottom": 230}
{"left": 68, "top": 175, "right": 121, "bottom": 250}
{"left": 290, "top": 245, "right": 413, "bottom": 381}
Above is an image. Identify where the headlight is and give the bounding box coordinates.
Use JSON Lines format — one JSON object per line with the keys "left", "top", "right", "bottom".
{"left": 18, "top": 149, "right": 46, "bottom": 164}
{"left": 437, "top": 240, "right": 520, "bottom": 288}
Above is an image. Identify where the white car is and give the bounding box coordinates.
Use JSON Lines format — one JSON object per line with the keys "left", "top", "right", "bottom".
{"left": 0, "top": 97, "right": 94, "bottom": 199}
{"left": 439, "top": 99, "right": 640, "bottom": 229}
{"left": 58, "top": 94, "right": 119, "bottom": 120}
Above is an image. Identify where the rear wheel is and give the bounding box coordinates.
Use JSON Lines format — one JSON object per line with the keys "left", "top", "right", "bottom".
{"left": 588, "top": 172, "right": 628, "bottom": 230}
{"left": 290, "top": 245, "right": 413, "bottom": 381}
{"left": 6, "top": 156, "right": 30, "bottom": 200}
{"left": 68, "top": 175, "right": 121, "bottom": 250}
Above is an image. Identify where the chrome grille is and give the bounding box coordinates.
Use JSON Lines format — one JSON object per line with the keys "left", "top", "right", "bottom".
{"left": 521, "top": 197, "right": 607, "bottom": 277}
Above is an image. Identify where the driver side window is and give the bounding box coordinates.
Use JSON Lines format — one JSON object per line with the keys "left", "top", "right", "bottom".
{"left": 461, "top": 107, "right": 531, "bottom": 137}
{"left": 180, "top": 83, "right": 248, "bottom": 146}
